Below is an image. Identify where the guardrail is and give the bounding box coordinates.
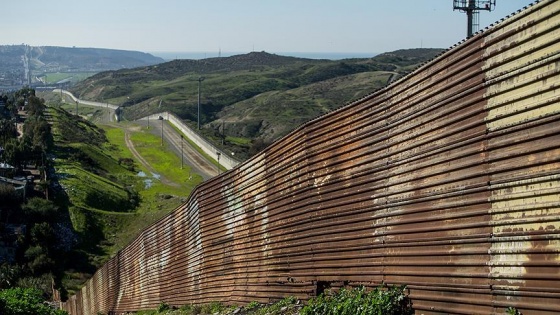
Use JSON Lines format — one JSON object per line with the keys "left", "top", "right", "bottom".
{"left": 62, "top": 1, "right": 560, "bottom": 314}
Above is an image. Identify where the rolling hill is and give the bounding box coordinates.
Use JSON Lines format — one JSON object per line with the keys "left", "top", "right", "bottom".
{"left": 70, "top": 48, "right": 443, "bottom": 160}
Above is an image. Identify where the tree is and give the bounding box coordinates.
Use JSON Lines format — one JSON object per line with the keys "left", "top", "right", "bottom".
{"left": 0, "top": 183, "right": 19, "bottom": 206}
{"left": 2, "top": 138, "right": 28, "bottom": 171}
{"left": 0, "top": 119, "right": 17, "bottom": 146}
{"left": 25, "top": 96, "right": 45, "bottom": 117}
{"left": 22, "top": 198, "right": 59, "bottom": 224}
{"left": 4, "top": 94, "right": 18, "bottom": 116}
{"left": 0, "top": 287, "right": 67, "bottom": 315}
{"left": 0, "top": 264, "right": 22, "bottom": 290}
{"left": 15, "top": 87, "right": 35, "bottom": 99}
{"left": 0, "top": 184, "right": 20, "bottom": 222}
{"left": 30, "top": 223, "right": 56, "bottom": 249}
{"left": 23, "top": 115, "right": 53, "bottom": 154}
{"left": 24, "top": 246, "right": 54, "bottom": 276}
{"left": 14, "top": 87, "right": 35, "bottom": 108}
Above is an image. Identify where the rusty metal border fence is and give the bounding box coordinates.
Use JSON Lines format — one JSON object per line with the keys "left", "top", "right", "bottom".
{"left": 62, "top": 1, "right": 560, "bottom": 314}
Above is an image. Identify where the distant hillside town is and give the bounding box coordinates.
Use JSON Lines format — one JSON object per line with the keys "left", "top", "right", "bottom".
{"left": 0, "top": 45, "right": 164, "bottom": 90}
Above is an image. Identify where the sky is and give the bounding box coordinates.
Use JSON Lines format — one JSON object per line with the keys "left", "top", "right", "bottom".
{"left": 4, "top": 0, "right": 536, "bottom": 57}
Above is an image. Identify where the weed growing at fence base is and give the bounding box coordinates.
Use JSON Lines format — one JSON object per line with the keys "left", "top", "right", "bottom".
{"left": 131, "top": 288, "right": 412, "bottom": 315}
{"left": 133, "top": 297, "right": 300, "bottom": 315}
{"left": 301, "top": 285, "right": 413, "bottom": 315}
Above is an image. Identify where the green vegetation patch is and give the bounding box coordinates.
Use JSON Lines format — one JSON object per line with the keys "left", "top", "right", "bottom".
{"left": 129, "top": 286, "right": 413, "bottom": 315}
{"left": 50, "top": 106, "right": 107, "bottom": 145}
{"left": 43, "top": 72, "right": 96, "bottom": 84}
{"left": 49, "top": 105, "right": 195, "bottom": 293}
{"left": 103, "top": 126, "right": 135, "bottom": 160}
{"left": 60, "top": 103, "right": 104, "bottom": 118}
{"left": 129, "top": 127, "right": 203, "bottom": 197}
{"left": 225, "top": 136, "right": 251, "bottom": 146}
{"left": 302, "top": 285, "right": 413, "bottom": 315}
{"left": 57, "top": 163, "right": 137, "bottom": 213}
{"left": 0, "top": 287, "right": 67, "bottom": 315}
{"left": 132, "top": 296, "right": 300, "bottom": 315}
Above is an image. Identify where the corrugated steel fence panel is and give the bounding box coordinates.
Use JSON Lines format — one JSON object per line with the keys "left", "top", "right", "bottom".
{"left": 62, "top": 1, "right": 560, "bottom": 314}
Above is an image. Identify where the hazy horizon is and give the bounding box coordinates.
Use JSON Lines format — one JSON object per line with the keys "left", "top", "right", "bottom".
{"left": 4, "top": 1, "right": 535, "bottom": 55}
{"left": 149, "top": 51, "right": 382, "bottom": 61}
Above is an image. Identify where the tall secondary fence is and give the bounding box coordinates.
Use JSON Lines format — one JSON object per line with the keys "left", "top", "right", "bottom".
{"left": 63, "top": 1, "right": 560, "bottom": 314}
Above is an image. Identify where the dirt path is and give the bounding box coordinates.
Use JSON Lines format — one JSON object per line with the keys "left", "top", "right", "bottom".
{"left": 124, "top": 129, "right": 181, "bottom": 188}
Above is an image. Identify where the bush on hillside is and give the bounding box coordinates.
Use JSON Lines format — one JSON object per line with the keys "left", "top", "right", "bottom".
{"left": 0, "top": 287, "right": 67, "bottom": 315}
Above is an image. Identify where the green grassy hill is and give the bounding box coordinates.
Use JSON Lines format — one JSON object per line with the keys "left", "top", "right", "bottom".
{"left": 70, "top": 48, "right": 443, "bottom": 160}
{"left": 46, "top": 104, "right": 201, "bottom": 295}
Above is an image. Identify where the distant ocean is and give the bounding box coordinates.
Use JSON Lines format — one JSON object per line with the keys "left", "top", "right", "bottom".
{"left": 150, "top": 51, "right": 378, "bottom": 61}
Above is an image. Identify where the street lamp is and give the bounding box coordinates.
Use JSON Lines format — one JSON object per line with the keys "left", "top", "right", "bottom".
{"left": 160, "top": 116, "right": 164, "bottom": 146}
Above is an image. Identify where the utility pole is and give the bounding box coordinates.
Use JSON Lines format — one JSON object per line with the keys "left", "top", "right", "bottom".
{"left": 197, "top": 76, "right": 205, "bottom": 130}
{"left": 453, "top": 0, "right": 496, "bottom": 37}
{"left": 180, "top": 135, "right": 184, "bottom": 169}
{"left": 161, "top": 117, "right": 164, "bottom": 146}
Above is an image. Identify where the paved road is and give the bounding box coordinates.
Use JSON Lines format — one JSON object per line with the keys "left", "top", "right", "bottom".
{"left": 135, "top": 119, "right": 218, "bottom": 180}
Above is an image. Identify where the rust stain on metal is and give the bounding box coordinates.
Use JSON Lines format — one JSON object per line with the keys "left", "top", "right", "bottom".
{"left": 62, "top": 1, "right": 560, "bottom": 314}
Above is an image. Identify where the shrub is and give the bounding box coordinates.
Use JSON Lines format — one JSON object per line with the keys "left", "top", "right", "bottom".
{"left": 118, "top": 157, "right": 136, "bottom": 171}
{"left": 245, "top": 300, "right": 260, "bottom": 310}
{"left": 506, "top": 307, "right": 522, "bottom": 315}
{"left": 0, "top": 287, "right": 67, "bottom": 315}
{"left": 0, "top": 184, "right": 20, "bottom": 209}
{"left": 301, "top": 285, "right": 413, "bottom": 315}
{"left": 200, "top": 301, "right": 228, "bottom": 314}
{"left": 0, "top": 264, "right": 22, "bottom": 289}
{"left": 250, "top": 296, "right": 298, "bottom": 315}
{"left": 157, "top": 302, "right": 171, "bottom": 313}
{"left": 179, "top": 304, "right": 202, "bottom": 314}
{"left": 22, "top": 198, "right": 60, "bottom": 223}
{"left": 157, "top": 301, "right": 170, "bottom": 313}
